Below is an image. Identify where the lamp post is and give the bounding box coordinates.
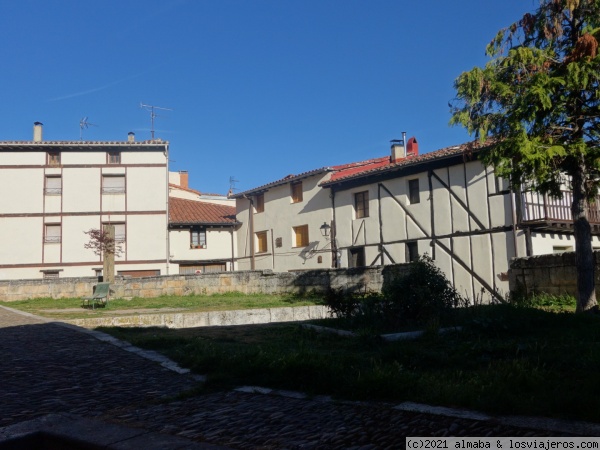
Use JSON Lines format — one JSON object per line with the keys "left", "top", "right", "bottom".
{"left": 319, "top": 222, "right": 331, "bottom": 238}
{"left": 320, "top": 221, "right": 339, "bottom": 268}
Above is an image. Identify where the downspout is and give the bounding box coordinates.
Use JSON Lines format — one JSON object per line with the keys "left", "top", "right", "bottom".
{"left": 165, "top": 143, "right": 170, "bottom": 275}
{"left": 230, "top": 228, "right": 235, "bottom": 271}
{"left": 244, "top": 195, "right": 255, "bottom": 270}
{"left": 330, "top": 187, "right": 338, "bottom": 268}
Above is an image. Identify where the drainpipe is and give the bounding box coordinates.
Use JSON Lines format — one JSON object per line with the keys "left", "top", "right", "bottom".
{"left": 244, "top": 195, "right": 255, "bottom": 270}
{"left": 230, "top": 228, "right": 235, "bottom": 271}
{"left": 165, "top": 143, "right": 170, "bottom": 275}
{"left": 330, "top": 188, "right": 338, "bottom": 268}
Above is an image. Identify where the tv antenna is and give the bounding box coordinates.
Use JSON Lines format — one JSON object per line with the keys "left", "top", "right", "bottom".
{"left": 140, "top": 103, "right": 172, "bottom": 140}
{"left": 228, "top": 176, "right": 239, "bottom": 196}
{"left": 79, "top": 117, "right": 97, "bottom": 141}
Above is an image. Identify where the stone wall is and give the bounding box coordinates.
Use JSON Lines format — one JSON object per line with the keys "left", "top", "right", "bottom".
{"left": 508, "top": 251, "right": 600, "bottom": 297}
{"left": 0, "top": 265, "right": 409, "bottom": 301}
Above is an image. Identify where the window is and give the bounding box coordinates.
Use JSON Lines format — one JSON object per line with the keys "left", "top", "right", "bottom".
{"left": 179, "top": 264, "right": 226, "bottom": 275}
{"left": 47, "top": 152, "right": 60, "bottom": 166}
{"left": 42, "top": 271, "right": 60, "bottom": 279}
{"left": 293, "top": 225, "right": 309, "bottom": 247}
{"left": 191, "top": 229, "right": 207, "bottom": 248}
{"left": 44, "top": 224, "right": 61, "bottom": 243}
{"left": 256, "top": 231, "right": 268, "bottom": 253}
{"left": 102, "top": 175, "right": 125, "bottom": 194}
{"left": 255, "top": 193, "right": 264, "bottom": 213}
{"left": 553, "top": 245, "right": 573, "bottom": 254}
{"left": 406, "top": 241, "right": 419, "bottom": 262}
{"left": 108, "top": 152, "right": 121, "bottom": 164}
{"left": 349, "top": 247, "right": 366, "bottom": 268}
{"left": 44, "top": 176, "right": 62, "bottom": 195}
{"left": 354, "top": 191, "right": 369, "bottom": 218}
{"left": 103, "top": 223, "right": 126, "bottom": 242}
{"left": 291, "top": 182, "right": 303, "bottom": 203}
{"left": 408, "top": 179, "right": 420, "bottom": 204}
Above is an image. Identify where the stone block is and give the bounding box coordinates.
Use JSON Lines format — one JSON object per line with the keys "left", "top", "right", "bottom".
{"left": 270, "top": 307, "right": 294, "bottom": 323}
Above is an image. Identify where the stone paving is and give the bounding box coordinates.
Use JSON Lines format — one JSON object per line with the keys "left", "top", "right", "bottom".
{"left": 0, "top": 306, "right": 595, "bottom": 449}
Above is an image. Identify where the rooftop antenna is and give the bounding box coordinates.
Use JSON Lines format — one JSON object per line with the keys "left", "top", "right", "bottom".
{"left": 140, "top": 103, "right": 172, "bottom": 140}
{"left": 79, "top": 117, "right": 97, "bottom": 141}
{"left": 228, "top": 176, "right": 239, "bottom": 196}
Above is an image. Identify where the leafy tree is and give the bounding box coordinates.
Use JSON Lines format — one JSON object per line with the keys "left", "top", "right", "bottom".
{"left": 84, "top": 225, "right": 122, "bottom": 283}
{"left": 450, "top": 0, "right": 600, "bottom": 313}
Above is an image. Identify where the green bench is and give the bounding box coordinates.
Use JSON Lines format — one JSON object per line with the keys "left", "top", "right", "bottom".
{"left": 82, "top": 282, "right": 111, "bottom": 309}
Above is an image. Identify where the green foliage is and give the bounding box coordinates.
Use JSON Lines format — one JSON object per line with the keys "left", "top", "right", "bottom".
{"left": 450, "top": 0, "right": 600, "bottom": 312}
{"left": 322, "top": 256, "right": 465, "bottom": 331}
{"left": 508, "top": 291, "right": 577, "bottom": 311}
{"left": 451, "top": 0, "right": 600, "bottom": 197}
{"left": 382, "top": 255, "right": 467, "bottom": 325}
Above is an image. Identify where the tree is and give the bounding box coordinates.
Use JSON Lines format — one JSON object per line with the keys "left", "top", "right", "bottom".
{"left": 84, "top": 225, "right": 122, "bottom": 283}
{"left": 450, "top": 0, "right": 600, "bottom": 313}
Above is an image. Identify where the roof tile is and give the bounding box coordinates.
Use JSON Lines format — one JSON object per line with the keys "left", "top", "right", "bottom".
{"left": 169, "top": 197, "right": 237, "bottom": 225}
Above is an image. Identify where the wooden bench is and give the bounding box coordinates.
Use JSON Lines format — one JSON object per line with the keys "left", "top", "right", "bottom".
{"left": 82, "top": 282, "right": 111, "bottom": 309}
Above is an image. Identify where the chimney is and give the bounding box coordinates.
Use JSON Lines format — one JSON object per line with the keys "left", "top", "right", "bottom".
{"left": 390, "top": 139, "right": 405, "bottom": 163}
{"left": 33, "top": 122, "right": 43, "bottom": 142}
{"left": 406, "top": 137, "right": 419, "bottom": 157}
{"left": 127, "top": 132, "right": 135, "bottom": 143}
{"left": 179, "top": 170, "right": 188, "bottom": 189}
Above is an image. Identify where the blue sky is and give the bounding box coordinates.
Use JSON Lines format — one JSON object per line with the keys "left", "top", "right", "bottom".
{"left": 1, "top": 0, "right": 537, "bottom": 194}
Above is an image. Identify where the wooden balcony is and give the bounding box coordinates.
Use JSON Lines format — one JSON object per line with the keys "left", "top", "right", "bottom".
{"left": 520, "top": 190, "right": 600, "bottom": 232}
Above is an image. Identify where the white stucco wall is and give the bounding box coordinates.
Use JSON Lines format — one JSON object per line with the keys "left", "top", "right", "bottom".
{"left": 169, "top": 228, "right": 235, "bottom": 262}
{"left": 0, "top": 146, "right": 168, "bottom": 280}
{"left": 236, "top": 173, "right": 334, "bottom": 272}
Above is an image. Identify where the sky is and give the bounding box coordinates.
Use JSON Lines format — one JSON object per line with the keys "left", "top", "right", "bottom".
{"left": 0, "top": 0, "right": 539, "bottom": 195}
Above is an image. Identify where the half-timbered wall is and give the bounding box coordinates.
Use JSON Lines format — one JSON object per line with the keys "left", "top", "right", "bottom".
{"left": 331, "top": 159, "right": 527, "bottom": 300}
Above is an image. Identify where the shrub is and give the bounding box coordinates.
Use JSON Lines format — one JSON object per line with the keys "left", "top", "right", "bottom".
{"left": 382, "top": 255, "right": 466, "bottom": 325}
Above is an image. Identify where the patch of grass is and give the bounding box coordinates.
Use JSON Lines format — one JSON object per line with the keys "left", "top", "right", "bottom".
{"left": 0, "top": 292, "right": 319, "bottom": 319}
{"left": 99, "top": 304, "right": 600, "bottom": 422}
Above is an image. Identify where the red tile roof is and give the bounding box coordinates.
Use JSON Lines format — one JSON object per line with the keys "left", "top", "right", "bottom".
{"left": 227, "top": 140, "right": 492, "bottom": 197}
{"left": 169, "top": 197, "right": 237, "bottom": 225}
{"left": 321, "top": 140, "right": 491, "bottom": 186}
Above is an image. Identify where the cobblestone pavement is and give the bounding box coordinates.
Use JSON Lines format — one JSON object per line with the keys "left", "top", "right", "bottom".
{"left": 0, "top": 307, "right": 593, "bottom": 449}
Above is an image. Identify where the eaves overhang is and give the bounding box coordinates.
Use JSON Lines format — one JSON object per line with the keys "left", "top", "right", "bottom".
{"left": 0, "top": 140, "right": 169, "bottom": 151}
{"left": 169, "top": 221, "right": 240, "bottom": 228}
{"left": 229, "top": 167, "right": 332, "bottom": 199}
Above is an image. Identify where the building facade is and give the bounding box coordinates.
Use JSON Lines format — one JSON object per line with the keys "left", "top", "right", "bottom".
{"left": 232, "top": 138, "right": 600, "bottom": 300}
{"left": 0, "top": 123, "right": 170, "bottom": 280}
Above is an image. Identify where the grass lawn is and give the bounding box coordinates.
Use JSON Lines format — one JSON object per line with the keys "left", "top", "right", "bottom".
{"left": 99, "top": 302, "right": 600, "bottom": 423}
{"left": 0, "top": 292, "right": 319, "bottom": 319}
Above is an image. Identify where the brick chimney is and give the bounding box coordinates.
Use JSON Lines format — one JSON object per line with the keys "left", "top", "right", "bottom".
{"left": 179, "top": 171, "right": 188, "bottom": 189}
{"left": 127, "top": 132, "right": 135, "bottom": 143}
{"left": 33, "top": 122, "right": 43, "bottom": 142}
{"left": 406, "top": 137, "right": 419, "bottom": 157}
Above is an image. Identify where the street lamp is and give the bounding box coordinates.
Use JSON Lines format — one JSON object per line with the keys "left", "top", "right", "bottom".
{"left": 320, "top": 222, "right": 331, "bottom": 238}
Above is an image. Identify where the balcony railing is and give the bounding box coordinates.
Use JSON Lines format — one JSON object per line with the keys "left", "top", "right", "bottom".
{"left": 521, "top": 190, "right": 600, "bottom": 225}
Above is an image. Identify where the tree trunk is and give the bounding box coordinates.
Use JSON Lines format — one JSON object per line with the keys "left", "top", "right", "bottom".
{"left": 571, "top": 166, "right": 598, "bottom": 313}
{"left": 103, "top": 224, "right": 115, "bottom": 283}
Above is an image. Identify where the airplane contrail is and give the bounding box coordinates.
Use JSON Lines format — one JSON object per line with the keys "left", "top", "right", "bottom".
{"left": 48, "top": 72, "right": 145, "bottom": 101}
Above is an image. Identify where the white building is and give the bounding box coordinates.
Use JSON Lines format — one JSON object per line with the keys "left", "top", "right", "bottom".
{"left": 232, "top": 137, "right": 600, "bottom": 300}
{"left": 0, "top": 123, "right": 170, "bottom": 280}
{"left": 231, "top": 168, "right": 337, "bottom": 272}
{"left": 167, "top": 171, "right": 238, "bottom": 274}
